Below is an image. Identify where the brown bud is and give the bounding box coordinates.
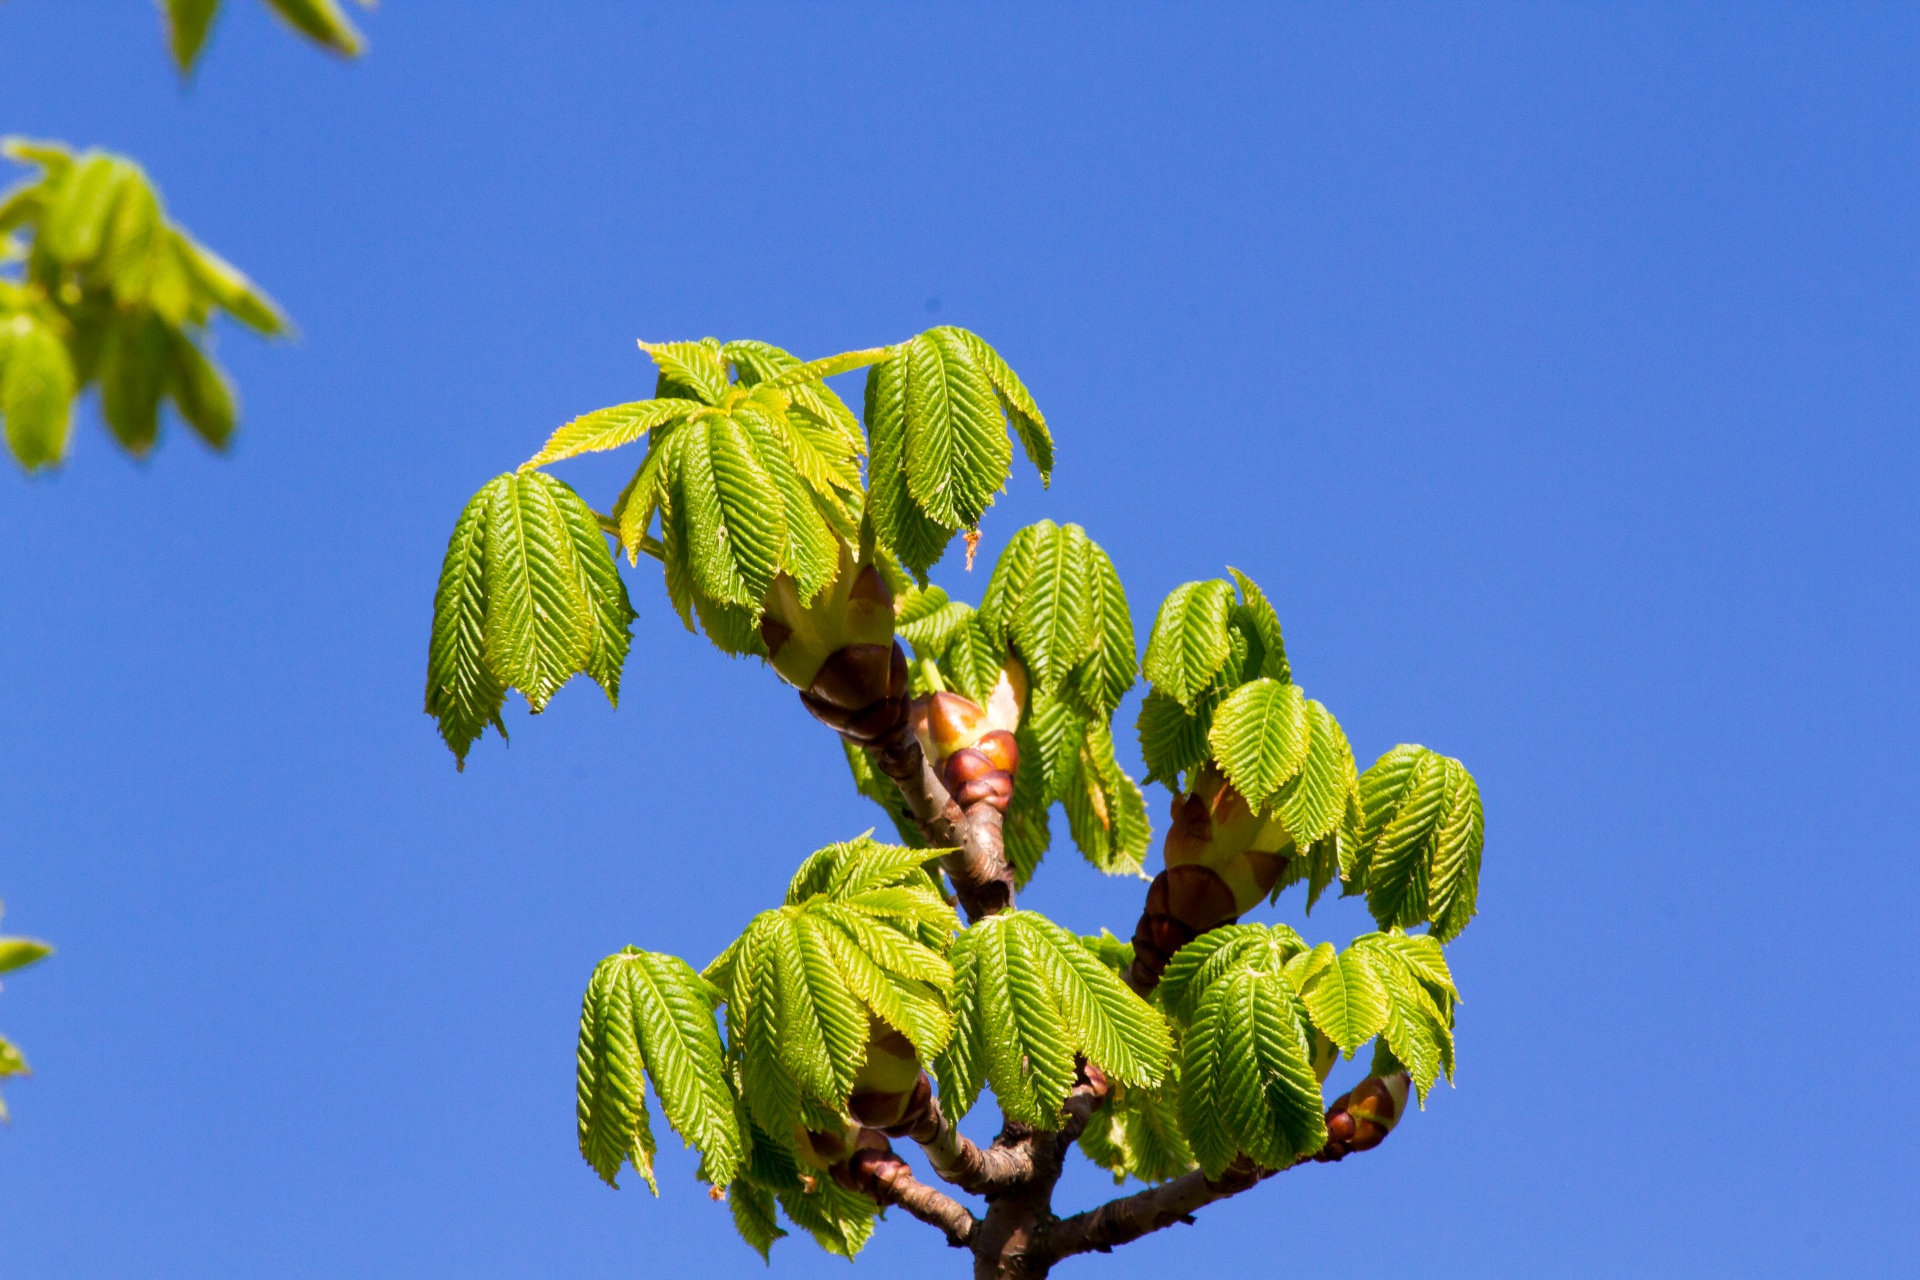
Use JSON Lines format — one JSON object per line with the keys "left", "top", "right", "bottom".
{"left": 943, "top": 748, "right": 996, "bottom": 788}
{"left": 1326, "top": 1111, "right": 1356, "bottom": 1144}
{"left": 972, "top": 729, "right": 1018, "bottom": 774}
{"left": 923, "top": 691, "right": 988, "bottom": 758}
{"left": 759, "top": 614, "right": 793, "bottom": 660}
{"left": 809, "top": 643, "right": 898, "bottom": 712}
{"left": 954, "top": 772, "right": 1013, "bottom": 811}
{"left": 1163, "top": 792, "right": 1214, "bottom": 867}
{"left": 1163, "top": 864, "right": 1240, "bottom": 933}
{"left": 888, "top": 639, "right": 909, "bottom": 698}
{"left": 846, "top": 695, "right": 909, "bottom": 744}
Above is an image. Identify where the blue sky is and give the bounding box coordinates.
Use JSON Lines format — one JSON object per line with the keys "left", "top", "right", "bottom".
{"left": 1, "top": 3, "right": 1915, "bottom": 1275}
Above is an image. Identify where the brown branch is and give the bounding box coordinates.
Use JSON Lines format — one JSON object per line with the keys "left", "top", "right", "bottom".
{"left": 1042, "top": 1071, "right": 1413, "bottom": 1265}
{"left": 868, "top": 720, "right": 1015, "bottom": 921}
{"left": 893, "top": 1077, "right": 1033, "bottom": 1194}
{"left": 837, "top": 1142, "right": 978, "bottom": 1250}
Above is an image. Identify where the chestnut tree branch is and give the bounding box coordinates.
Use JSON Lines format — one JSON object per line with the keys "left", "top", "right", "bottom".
{"left": 839, "top": 1144, "right": 979, "bottom": 1250}
{"left": 868, "top": 721, "right": 1015, "bottom": 921}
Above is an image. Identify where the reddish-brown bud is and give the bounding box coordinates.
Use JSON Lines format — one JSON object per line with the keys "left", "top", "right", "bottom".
{"left": 954, "top": 772, "right": 1013, "bottom": 811}
{"left": 972, "top": 729, "right": 1019, "bottom": 774}
{"left": 849, "top": 1089, "right": 912, "bottom": 1129}
{"left": 943, "top": 748, "right": 996, "bottom": 788}
{"left": 922, "top": 691, "right": 989, "bottom": 758}
{"left": 1163, "top": 864, "right": 1240, "bottom": 933}
{"left": 809, "top": 643, "right": 897, "bottom": 712}
{"left": 849, "top": 563, "right": 892, "bottom": 610}
{"left": 1326, "top": 1111, "right": 1356, "bottom": 1144}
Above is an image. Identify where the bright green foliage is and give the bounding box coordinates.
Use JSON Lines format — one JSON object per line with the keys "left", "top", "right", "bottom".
{"left": 893, "top": 523, "right": 1150, "bottom": 881}
{"left": 576, "top": 948, "right": 742, "bottom": 1192}
{"left": 1163, "top": 924, "right": 1326, "bottom": 1176}
{"left": 1136, "top": 568, "right": 1292, "bottom": 791}
{"left": 704, "top": 837, "right": 957, "bottom": 1139}
{"left": 865, "top": 327, "right": 1054, "bottom": 578}
{"left": 424, "top": 471, "right": 635, "bottom": 767}
{"left": 1207, "top": 678, "right": 1359, "bottom": 848}
{"left": 432, "top": 329, "right": 1053, "bottom": 766}
{"left": 1347, "top": 746, "right": 1485, "bottom": 942}
{"left": 733, "top": 1112, "right": 881, "bottom": 1260}
{"left": 0, "top": 139, "right": 286, "bottom": 472}
{"left": 163, "top": 0, "right": 374, "bottom": 71}
{"left": 1078, "top": 1081, "right": 1196, "bottom": 1185}
{"left": 935, "top": 910, "right": 1169, "bottom": 1127}
{"left": 0, "top": 902, "right": 50, "bottom": 1121}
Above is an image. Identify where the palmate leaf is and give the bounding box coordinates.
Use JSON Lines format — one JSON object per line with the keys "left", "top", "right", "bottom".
{"left": 1142, "top": 578, "right": 1237, "bottom": 709}
{"left": 521, "top": 398, "right": 701, "bottom": 470}
{"left": 575, "top": 948, "right": 743, "bottom": 1193}
{"left": 639, "top": 339, "right": 730, "bottom": 404}
{"left": 1178, "top": 962, "right": 1326, "bottom": 1177}
{"left": 425, "top": 472, "right": 634, "bottom": 763}
{"left": 1207, "top": 678, "right": 1310, "bottom": 810}
{"left": 1136, "top": 688, "right": 1214, "bottom": 792}
{"left": 936, "top": 910, "right": 1169, "bottom": 1127}
{"left": 862, "top": 327, "right": 1051, "bottom": 578}
{"left": 707, "top": 840, "right": 955, "bottom": 1137}
{"left": 1157, "top": 923, "right": 1307, "bottom": 1028}
{"left": 1352, "top": 746, "right": 1485, "bottom": 942}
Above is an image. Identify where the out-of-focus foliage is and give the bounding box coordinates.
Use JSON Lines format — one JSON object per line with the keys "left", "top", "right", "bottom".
{"left": 0, "top": 139, "right": 287, "bottom": 471}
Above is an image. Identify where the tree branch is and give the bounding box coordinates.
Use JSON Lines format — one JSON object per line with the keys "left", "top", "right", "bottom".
{"left": 1042, "top": 1071, "right": 1413, "bottom": 1264}
{"left": 867, "top": 720, "right": 1015, "bottom": 921}
{"left": 894, "top": 1077, "right": 1033, "bottom": 1194}
{"left": 838, "top": 1142, "right": 978, "bottom": 1250}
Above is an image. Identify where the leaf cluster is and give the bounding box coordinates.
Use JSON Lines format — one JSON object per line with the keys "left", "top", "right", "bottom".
{"left": 934, "top": 909, "right": 1170, "bottom": 1127}
{"left": 1348, "top": 745, "right": 1485, "bottom": 942}
{"left": 895, "top": 521, "right": 1149, "bottom": 881}
{"left": 0, "top": 139, "right": 286, "bottom": 471}
{"left": 576, "top": 838, "right": 959, "bottom": 1259}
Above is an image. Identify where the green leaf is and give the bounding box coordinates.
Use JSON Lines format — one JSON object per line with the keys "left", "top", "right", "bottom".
{"left": 1142, "top": 579, "right": 1237, "bottom": 709}
{"left": 1063, "top": 719, "right": 1151, "bottom": 876}
{"left": 1227, "top": 567, "right": 1290, "bottom": 684}
{"left": 1009, "top": 521, "right": 1094, "bottom": 693}
{"left": 1178, "top": 960, "right": 1326, "bottom": 1176}
{"left": 976, "top": 522, "right": 1037, "bottom": 646}
{"left": 639, "top": 339, "right": 729, "bottom": 404}
{"left": 901, "top": 328, "right": 1011, "bottom": 527}
{"left": 763, "top": 347, "right": 890, "bottom": 387}
{"left": 1, "top": 311, "right": 75, "bottom": 470}
{"left": 262, "top": 0, "right": 366, "bottom": 56}
{"left": 1079, "top": 1081, "right": 1195, "bottom": 1185}
{"left": 677, "top": 416, "right": 785, "bottom": 610}
{"left": 0, "top": 938, "right": 52, "bottom": 974}
{"left": 165, "top": 0, "right": 224, "bottom": 71}
{"left": 622, "top": 950, "right": 744, "bottom": 1188}
{"left": 864, "top": 355, "right": 951, "bottom": 578}
{"left": 938, "top": 911, "right": 1167, "bottom": 1126}
{"left": 98, "top": 312, "right": 170, "bottom": 455}
{"left": 425, "top": 479, "right": 508, "bottom": 765}
{"left": 165, "top": 330, "right": 237, "bottom": 448}
{"left": 1299, "top": 944, "right": 1389, "bottom": 1057}
{"left": 1158, "top": 923, "right": 1303, "bottom": 1027}
{"left": 1070, "top": 543, "right": 1137, "bottom": 717}
{"left": 175, "top": 232, "right": 288, "bottom": 335}
{"left": 547, "top": 476, "right": 636, "bottom": 705}
{"left": 775, "top": 1177, "right": 878, "bottom": 1259}
{"left": 482, "top": 471, "right": 592, "bottom": 712}
{"left": 956, "top": 328, "right": 1052, "bottom": 485}
{"left": 1136, "top": 688, "right": 1212, "bottom": 792}
{"left": 523, "top": 398, "right": 700, "bottom": 469}
{"left": 1355, "top": 939, "right": 1455, "bottom": 1100}
{"left": 941, "top": 614, "right": 1010, "bottom": 706}
{"left": 1275, "top": 698, "right": 1358, "bottom": 847}
{"left": 1355, "top": 747, "right": 1485, "bottom": 941}
{"left": 1207, "top": 678, "right": 1310, "bottom": 811}
{"left": 728, "top": 1178, "right": 787, "bottom": 1261}
{"left": 576, "top": 951, "right": 657, "bottom": 1190}
{"left": 0, "top": 1035, "right": 26, "bottom": 1079}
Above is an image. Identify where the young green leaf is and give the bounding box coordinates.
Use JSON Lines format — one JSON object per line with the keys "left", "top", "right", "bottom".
{"left": 164, "top": 0, "right": 224, "bottom": 72}
{"left": 1079, "top": 1081, "right": 1195, "bottom": 1185}
{"left": 1062, "top": 719, "right": 1151, "bottom": 876}
{"left": 1, "top": 311, "right": 76, "bottom": 469}
{"left": 262, "top": 0, "right": 367, "bottom": 58}
{"left": 1178, "top": 961, "right": 1326, "bottom": 1177}
{"left": 482, "top": 471, "right": 594, "bottom": 711}
{"left": 1207, "top": 678, "right": 1310, "bottom": 811}
{"left": 425, "top": 477, "right": 509, "bottom": 766}
{"left": 1297, "top": 943, "right": 1389, "bottom": 1057}
{"left": 1353, "top": 746, "right": 1485, "bottom": 941}
{"left": 1142, "top": 578, "right": 1237, "bottom": 709}
{"left": 521, "top": 398, "right": 700, "bottom": 470}
{"left": 1227, "top": 567, "right": 1290, "bottom": 684}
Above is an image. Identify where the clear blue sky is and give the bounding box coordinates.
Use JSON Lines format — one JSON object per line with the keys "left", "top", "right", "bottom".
{"left": 1, "top": 3, "right": 1915, "bottom": 1275}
